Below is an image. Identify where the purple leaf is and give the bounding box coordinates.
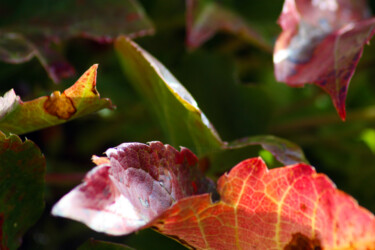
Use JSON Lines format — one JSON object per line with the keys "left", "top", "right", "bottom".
{"left": 52, "top": 142, "right": 212, "bottom": 235}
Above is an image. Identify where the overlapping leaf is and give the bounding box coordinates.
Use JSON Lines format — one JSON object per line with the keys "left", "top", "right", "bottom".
{"left": 0, "top": 132, "right": 45, "bottom": 249}
{"left": 0, "top": 0, "right": 154, "bottom": 82}
{"left": 115, "top": 37, "right": 306, "bottom": 165}
{"left": 0, "top": 64, "right": 113, "bottom": 135}
{"left": 52, "top": 141, "right": 213, "bottom": 235}
{"left": 274, "top": 0, "right": 375, "bottom": 120}
{"left": 186, "top": 0, "right": 271, "bottom": 51}
{"left": 227, "top": 135, "right": 308, "bottom": 165}
{"left": 53, "top": 143, "right": 375, "bottom": 249}
{"left": 154, "top": 157, "right": 375, "bottom": 249}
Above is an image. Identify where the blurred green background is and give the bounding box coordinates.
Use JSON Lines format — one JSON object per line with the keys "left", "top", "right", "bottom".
{"left": 1, "top": 0, "right": 375, "bottom": 249}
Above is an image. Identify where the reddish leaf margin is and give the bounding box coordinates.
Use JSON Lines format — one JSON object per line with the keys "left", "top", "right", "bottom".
{"left": 274, "top": 0, "right": 375, "bottom": 120}
{"left": 52, "top": 141, "right": 212, "bottom": 235}
{"left": 154, "top": 157, "right": 375, "bottom": 249}
{"left": 52, "top": 141, "right": 375, "bottom": 249}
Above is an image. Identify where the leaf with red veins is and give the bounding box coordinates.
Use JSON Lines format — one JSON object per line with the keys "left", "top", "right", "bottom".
{"left": 186, "top": 0, "right": 271, "bottom": 52}
{"left": 154, "top": 157, "right": 375, "bottom": 249}
{"left": 0, "top": 64, "right": 114, "bottom": 135}
{"left": 52, "top": 141, "right": 213, "bottom": 235}
{"left": 274, "top": 0, "right": 375, "bottom": 120}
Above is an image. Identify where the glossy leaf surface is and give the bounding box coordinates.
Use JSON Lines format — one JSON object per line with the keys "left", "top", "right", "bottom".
{"left": 0, "top": 132, "right": 45, "bottom": 249}
{"left": 115, "top": 37, "right": 307, "bottom": 165}
{"left": 115, "top": 36, "right": 223, "bottom": 156}
{"left": 274, "top": 0, "right": 375, "bottom": 120}
{"left": 155, "top": 157, "right": 375, "bottom": 249}
{"left": 186, "top": 0, "right": 271, "bottom": 51}
{"left": 0, "top": 64, "right": 113, "bottom": 135}
{"left": 52, "top": 141, "right": 212, "bottom": 235}
{"left": 0, "top": 0, "right": 154, "bottom": 82}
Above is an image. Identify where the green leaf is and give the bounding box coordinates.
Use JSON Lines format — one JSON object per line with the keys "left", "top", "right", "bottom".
{"left": 115, "top": 36, "right": 223, "bottom": 156}
{"left": 78, "top": 239, "right": 134, "bottom": 250}
{"left": 0, "top": 132, "right": 45, "bottom": 249}
{"left": 361, "top": 129, "right": 375, "bottom": 153}
{"left": 0, "top": 64, "right": 114, "bottom": 135}
{"left": 115, "top": 37, "right": 307, "bottom": 166}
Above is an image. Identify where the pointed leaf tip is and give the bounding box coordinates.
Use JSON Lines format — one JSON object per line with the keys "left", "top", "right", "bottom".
{"left": 337, "top": 101, "right": 347, "bottom": 121}
{"left": 274, "top": 0, "right": 375, "bottom": 120}
{"left": 0, "top": 65, "right": 113, "bottom": 134}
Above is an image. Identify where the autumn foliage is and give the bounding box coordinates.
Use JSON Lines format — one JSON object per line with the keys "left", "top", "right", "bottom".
{"left": 1, "top": 0, "right": 375, "bottom": 249}
{"left": 53, "top": 142, "right": 375, "bottom": 249}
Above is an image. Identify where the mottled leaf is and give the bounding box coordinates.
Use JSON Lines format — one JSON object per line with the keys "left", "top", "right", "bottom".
{"left": 274, "top": 0, "right": 375, "bottom": 120}
{"left": 115, "top": 37, "right": 306, "bottom": 165}
{"left": 115, "top": 36, "right": 223, "bottom": 156}
{"left": 0, "top": 0, "right": 154, "bottom": 82}
{"left": 186, "top": 0, "right": 271, "bottom": 51}
{"left": 0, "top": 64, "right": 113, "bottom": 135}
{"left": 52, "top": 141, "right": 213, "bottom": 235}
{"left": 0, "top": 132, "right": 45, "bottom": 249}
{"left": 154, "top": 157, "right": 375, "bottom": 249}
{"left": 78, "top": 238, "right": 134, "bottom": 250}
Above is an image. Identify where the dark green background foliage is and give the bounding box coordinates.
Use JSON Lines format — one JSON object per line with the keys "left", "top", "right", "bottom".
{"left": 0, "top": 133, "right": 45, "bottom": 250}
{"left": 1, "top": 0, "right": 375, "bottom": 249}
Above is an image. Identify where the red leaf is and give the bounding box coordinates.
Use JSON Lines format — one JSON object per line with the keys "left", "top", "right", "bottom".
{"left": 274, "top": 0, "right": 375, "bottom": 120}
{"left": 154, "top": 157, "right": 375, "bottom": 249}
{"left": 52, "top": 142, "right": 212, "bottom": 235}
